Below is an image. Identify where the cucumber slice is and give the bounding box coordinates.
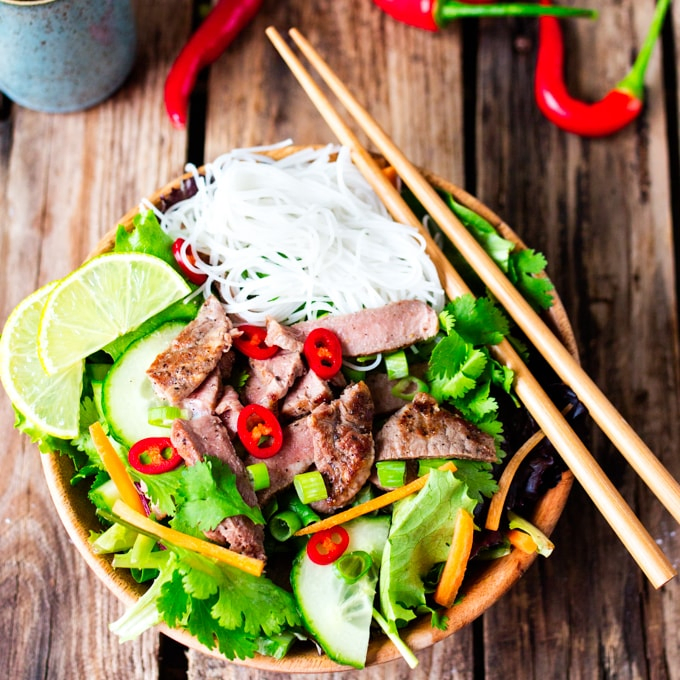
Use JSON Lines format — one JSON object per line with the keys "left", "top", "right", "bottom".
{"left": 291, "top": 516, "right": 390, "bottom": 668}
{"left": 102, "top": 321, "right": 186, "bottom": 447}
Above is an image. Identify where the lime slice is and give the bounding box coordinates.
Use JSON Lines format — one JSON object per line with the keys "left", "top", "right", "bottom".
{"left": 38, "top": 253, "right": 191, "bottom": 374}
{"left": 0, "top": 283, "right": 83, "bottom": 438}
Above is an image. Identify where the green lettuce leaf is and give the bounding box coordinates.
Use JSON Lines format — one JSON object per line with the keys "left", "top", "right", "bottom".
{"left": 114, "top": 210, "right": 176, "bottom": 267}
{"left": 379, "top": 468, "right": 477, "bottom": 626}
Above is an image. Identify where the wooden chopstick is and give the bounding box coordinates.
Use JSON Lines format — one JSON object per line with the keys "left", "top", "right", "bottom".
{"left": 265, "top": 26, "right": 677, "bottom": 588}
{"left": 284, "top": 25, "right": 680, "bottom": 531}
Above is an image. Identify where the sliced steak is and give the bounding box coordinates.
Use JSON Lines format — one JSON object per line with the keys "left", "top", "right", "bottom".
{"left": 180, "top": 368, "right": 223, "bottom": 418}
{"left": 171, "top": 415, "right": 265, "bottom": 561}
{"left": 281, "top": 370, "right": 334, "bottom": 419}
{"left": 265, "top": 317, "right": 305, "bottom": 352}
{"left": 215, "top": 385, "right": 244, "bottom": 439}
{"left": 244, "top": 349, "right": 305, "bottom": 410}
{"left": 375, "top": 392, "right": 497, "bottom": 463}
{"left": 245, "top": 417, "right": 316, "bottom": 506}
{"left": 147, "top": 296, "right": 232, "bottom": 405}
{"left": 365, "top": 363, "right": 428, "bottom": 415}
{"left": 310, "top": 382, "right": 375, "bottom": 513}
{"left": 294, "top": 300, "right": 439, "bottom": 357}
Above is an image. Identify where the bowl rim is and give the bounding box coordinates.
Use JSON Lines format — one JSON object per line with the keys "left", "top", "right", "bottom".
{"left": 41, "top": 146, "right": 576, "bottom": 672}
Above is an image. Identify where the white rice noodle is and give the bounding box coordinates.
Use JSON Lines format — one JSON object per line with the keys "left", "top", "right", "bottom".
{"left": 148, "top": 142, "right": 445, "bottom": 325}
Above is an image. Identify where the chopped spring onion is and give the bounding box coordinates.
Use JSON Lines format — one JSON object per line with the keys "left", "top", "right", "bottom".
{"left": 147, "top": 144, "right": 445, "bottom": 325}
{"left": 391, "top": 376, "right": 429, "bottom": 402}
{"left": 508, "top": 511, "right": 554, "bottom": 557}
{"left": 287, "top": 495, "right": 321, "bottom": 526}
{"left": 333, "top": 550, "right": 373, "bottom": 584}
{"left": 384, "top": 350, "right": 409, "bottom": 380}
{"left": 418, "top": 458, "right": 453, "bottom": 477}
{"left": 269, "top": 510, "right": 303, "bottom": 542}
{"left": 246, "top": 462, "right": 271, "bottom": 491}
{"left": 294, "top": 471, "right": 328, "bottom": 504}
{"left": 148, "top": 405, "right": 189, "bottom": 427}
{"left": 376, "top": 461, "right": 406, "bottom": 488}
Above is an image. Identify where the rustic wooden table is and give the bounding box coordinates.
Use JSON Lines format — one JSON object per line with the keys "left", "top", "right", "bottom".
{"left": 2, "top": 1, "right": 680, "bottom": 678}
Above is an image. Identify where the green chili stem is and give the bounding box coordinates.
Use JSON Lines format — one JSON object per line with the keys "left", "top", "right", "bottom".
{"left": 437, "top": 1, "right": 597, "bottom": 24}
{"left": 617, "top": 0, "right": 671, "bottom": 99}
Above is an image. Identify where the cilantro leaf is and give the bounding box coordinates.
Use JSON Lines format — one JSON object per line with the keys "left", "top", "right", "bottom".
{"left": 171, "top": 457, "right": 264, "bottom": 536}
{"left": 130, "top": 466, "right": 184, "bottom": 518}
{"left": 509, "top": 248, "right": 554, "bottom": 311}
{"left": 211, "top": 563, "right": 301, "bottom": 637}
{"left": 447, "top": 295, "right": 509, "bottom": 346}
{"left": 453, "top": 459, "right": 499, "bottom": 503}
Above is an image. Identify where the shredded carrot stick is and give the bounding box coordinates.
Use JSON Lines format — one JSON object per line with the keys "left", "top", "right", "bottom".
{"left": 112, "top": 500, "right": 265, "bottom": 577}
{"left": 485, "top": 404, "right": 573, "bottom": 532}
{"left": 507, "top": 528, "right": 538, "bottom": 555}
{"left": 90, "top": 422, "right": 146, "bottom": 515}
{"left": 382, "top": 165, "right": 398, "bottom": 187}
{"left": 433, "top": 508, "right": 475, "bottom": 608}
{"left": 294, "top": 461, "right": 457, "bottom": 536}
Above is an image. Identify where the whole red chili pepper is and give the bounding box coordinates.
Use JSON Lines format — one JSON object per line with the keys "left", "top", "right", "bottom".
{"left": 535, "top": 0, "right": 671, "bottom": 137}
{"left": 128, "top": 437, "right": 184, "bottom": 474}
{"left": 372, "top": 0, "right": 596, "bottom": 32}
{"left": 165, "top": 0, "right": 263, "bottom": 129}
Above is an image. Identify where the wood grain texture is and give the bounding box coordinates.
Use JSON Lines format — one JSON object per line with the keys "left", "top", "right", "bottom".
{"left": 2, "top": 0, "right": 680, "bottom": 678}
{"left": 474, "top": 1, "right": 680, "bottom": 677}
{"left": 0, "top": 1, "right": 192, "bottom": 678}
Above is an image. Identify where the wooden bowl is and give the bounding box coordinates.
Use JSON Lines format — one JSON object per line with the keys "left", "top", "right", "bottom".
{"left": 41, "top": 147, "right": 577, "bottom": 672}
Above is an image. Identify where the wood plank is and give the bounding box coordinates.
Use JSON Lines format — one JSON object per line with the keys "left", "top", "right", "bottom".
{"left": 203, "top": 0, "right": 464, "bottom": 181}
{"left": 0, "top": 1, "right": 193, "bottom": 678}
{"left": 191, "top": 0, "right": 471, "bottom": 677}
{"left": 474, "top": 1, "right": 680, "bottom": 677}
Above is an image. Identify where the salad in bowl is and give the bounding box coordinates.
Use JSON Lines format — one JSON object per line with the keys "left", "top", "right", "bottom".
{"left": 0, "top": 142, "right": 578, "bottom": 670}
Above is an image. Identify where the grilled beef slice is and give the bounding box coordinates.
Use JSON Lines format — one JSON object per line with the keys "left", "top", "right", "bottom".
{"left": 364, "top": 363, "right": 428, "bottom": 415}
{"left": 309, "top": 381, "right": 375, "bottom": 513}
{"left": 147, "top": 296, "right": 232, "bottom": 405}
{"left": 246, "top": 417, "right": 316, "bottom": 506}
{"left": 265, "top": 317, "right": 305, "bottom": 352}
{"left": 280, "top": 369, "right": 334, "bottom": 418}
{"left": 171, "top": 415, "right": 265, "bottom": 561}
{"left": 244, "top": 349, "right": 305, "bottom": 411}
{"left": 375, "top": 392, "right": 497, "bottom": 463}
{"left": 180, "top": 368, "right": 223, "bottom": 418}
{"left": 215, "top": 384, "right": 244, "bottom": 439}
{"left": 294, "top": 300, "right": 439, "bottom": 356}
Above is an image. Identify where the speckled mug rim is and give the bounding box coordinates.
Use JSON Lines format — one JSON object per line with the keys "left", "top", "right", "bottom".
{"left": 0, "top": 0, "right": 60, "bottom": 7}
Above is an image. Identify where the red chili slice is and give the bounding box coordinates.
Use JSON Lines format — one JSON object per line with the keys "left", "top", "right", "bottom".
{"left": 233, "top": 324, "right": 279, "bottom": 360}
{"left": 237, "top": 404, "right": 284, "bottom": 458}
{"left": 306, "top": 526, "right": 350, "bottom": 566}
{"left": 303, "top": 328, "right": 343, "bottom": 380}
{"left": 172, "top": 238, "right": 208, "bottom": 285}
{"left": 128, "top": 437, "right": 184, "bottom": 474}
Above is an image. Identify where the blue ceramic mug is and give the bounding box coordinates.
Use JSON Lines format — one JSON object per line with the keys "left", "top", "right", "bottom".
{"left": 0, "top": 0, "right": 137, "bottom": 113}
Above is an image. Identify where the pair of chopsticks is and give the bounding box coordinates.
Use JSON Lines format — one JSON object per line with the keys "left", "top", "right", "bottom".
{"left": 265, "top": 26, "right": 680, "bottom": 588}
